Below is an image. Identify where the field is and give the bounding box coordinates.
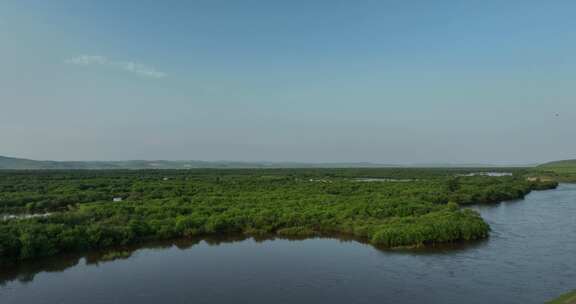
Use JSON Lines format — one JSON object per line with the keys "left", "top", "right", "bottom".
{"left": 0, "top": 168, "right": 557, "bottom": 265}
{"left": 548, "top": 290, "right": 576, "bottom": 304}
{"left": 536, "top": 160, "right": 576, "bottom": 182}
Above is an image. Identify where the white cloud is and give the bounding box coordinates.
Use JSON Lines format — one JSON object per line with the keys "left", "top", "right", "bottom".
{"left": 65, "top": 55, "right": 108, "bottom": 66}
{"left": 65, "top": 55, "right": 167, "bottom": 79}
{"left": 115, "top": 61, "right": 167, "bottom": 79}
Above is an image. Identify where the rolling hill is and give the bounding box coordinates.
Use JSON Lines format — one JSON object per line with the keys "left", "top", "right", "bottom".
{"left": 539, "top": 159, "right": 576, "bottom": 168}
{"left": 536, "top": 159, "right": 576, "bottom": 181}
{"left": 0, "top": 155, "right": 545, "bottom": 170}
{"left": 0, "top": 155, "right": 396, "bottom": 170}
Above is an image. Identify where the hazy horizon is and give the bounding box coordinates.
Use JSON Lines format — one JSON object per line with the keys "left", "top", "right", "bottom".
{"left": 0, "top": 154, "right": 545, "bottom": 166}
{"left": 2, "top": 1, "right": 575, "bottom": 164}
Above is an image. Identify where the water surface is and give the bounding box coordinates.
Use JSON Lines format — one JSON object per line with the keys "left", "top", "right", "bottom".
{"left": 1, "top": 184, "right": 575, "bottom": 304}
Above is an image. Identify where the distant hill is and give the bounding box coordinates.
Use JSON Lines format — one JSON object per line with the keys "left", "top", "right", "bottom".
{"left": 539, "top": 159, "right": 576, "bottom": 168}
{"left": 0, "top": 155, "right": 399, "bottom": 170}
{"left": 0, "top": 155, "right": 537, "bottom": 170}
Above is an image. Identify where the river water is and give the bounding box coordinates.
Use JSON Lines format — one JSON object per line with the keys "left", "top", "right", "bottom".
{"left": 1, "top": 184, "right": 575, "bottom": 304}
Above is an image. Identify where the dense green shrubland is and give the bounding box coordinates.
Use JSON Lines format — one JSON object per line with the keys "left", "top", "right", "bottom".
{"left": 0, "top": 169, "right": 556, "bottom": 264}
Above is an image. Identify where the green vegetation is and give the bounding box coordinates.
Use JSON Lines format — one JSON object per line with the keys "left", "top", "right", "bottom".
{"left": 540, "top": 159, "right": 576, "bottom": 168}
{"left": 100, "top": 250, "right": 132, "bottom": 261}
{"left": 547, "top": 290, "right": 576, "bottom": 304}
{"left": 537, "top": 160, "right": 576, "bottom": 182}
{"left": 0, "top": 169, "right": 556, "bottom": 265}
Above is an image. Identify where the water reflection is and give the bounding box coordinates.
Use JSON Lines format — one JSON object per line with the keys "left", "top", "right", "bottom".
{"left": 0, "top": 237, "right": 212, "bottom": 286}
{"left": 0, "top": 233, "right": 490, "bottom": 287}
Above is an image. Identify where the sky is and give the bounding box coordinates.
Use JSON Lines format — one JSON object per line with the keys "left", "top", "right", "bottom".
{"left": 1, "top": 0, "right": 575, "bottom": 164}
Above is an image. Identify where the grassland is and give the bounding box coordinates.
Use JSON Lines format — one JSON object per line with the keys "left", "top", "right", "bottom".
{"left": 534, "top": 160, "right": 576, "bottom": 182}
{"left": 548, "top": 290, "right": 576, "bottom": 304}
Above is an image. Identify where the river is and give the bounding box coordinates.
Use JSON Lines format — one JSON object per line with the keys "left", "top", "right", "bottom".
{"left": 1, "top": 184, "right": 575, "bottom": 304}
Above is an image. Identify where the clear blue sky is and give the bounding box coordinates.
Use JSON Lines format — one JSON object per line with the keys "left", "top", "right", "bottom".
{"left": 1, "top": 0, "right": 575, "bottom": 164}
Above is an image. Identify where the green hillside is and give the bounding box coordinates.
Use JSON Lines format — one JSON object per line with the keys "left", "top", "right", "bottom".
{"left": 547, "top": 290, "right": 576, "bottom": 304}
{"left": 540, "top": 159, "right": 576, "bottom": 168}
{"left": 0, "top": 156, "right": 59, "bottom": 169}
{"left": 536, "top": 159, "right": 576, "bottom": 182}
